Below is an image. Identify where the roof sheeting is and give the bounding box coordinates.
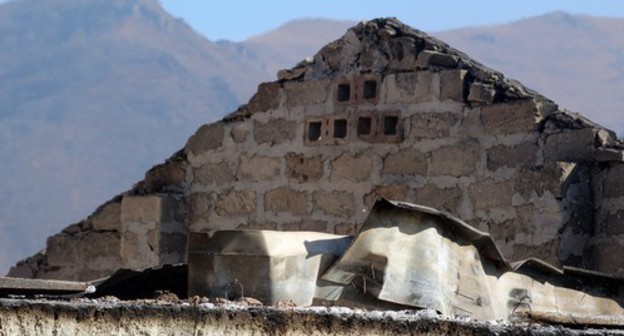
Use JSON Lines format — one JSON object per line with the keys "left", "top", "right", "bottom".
{"left": 187, "top": 199, "right": 624, "bottom": 325}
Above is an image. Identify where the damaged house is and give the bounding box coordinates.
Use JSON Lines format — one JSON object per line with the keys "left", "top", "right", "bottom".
{"left": 7, "top": 17, "right": 624, "bottom": 324}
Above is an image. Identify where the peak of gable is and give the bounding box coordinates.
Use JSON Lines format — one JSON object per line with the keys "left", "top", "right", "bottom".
{"left": 227, "top": 18, "right": 554, "bottom": 123}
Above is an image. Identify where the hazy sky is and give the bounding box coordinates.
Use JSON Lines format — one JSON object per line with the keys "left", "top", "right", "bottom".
{"left": 160, "top": 1, "right": 624, "bottom": 41}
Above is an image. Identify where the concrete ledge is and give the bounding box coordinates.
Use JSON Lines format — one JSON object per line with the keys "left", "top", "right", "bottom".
{"left": 0, "top": 299, "right": 611, "bottom": 335}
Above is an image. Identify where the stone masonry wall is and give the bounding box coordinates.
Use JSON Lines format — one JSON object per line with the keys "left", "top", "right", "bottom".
{"left": 9, "top": 154, "right": 188, "bottom": 281}
{"left": 10, "top": 18, "right": 624, "bottom": 280}
{"left": 185, "top": 72, "right": 579, "bottom": 266}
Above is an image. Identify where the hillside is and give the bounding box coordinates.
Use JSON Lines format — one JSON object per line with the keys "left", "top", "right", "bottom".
{"left": 241, "top": 19, "right": 354, "bottom": 77}
{"left": 0, "top": 0, "right": 269, "bottom": 271}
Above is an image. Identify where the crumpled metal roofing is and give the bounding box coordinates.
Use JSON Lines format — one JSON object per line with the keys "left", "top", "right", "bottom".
{"left": 188, "top": 230, "right": 352, "bottom": 305}
{"left": 184, "top": 199, "right": 624, "bottom": 325}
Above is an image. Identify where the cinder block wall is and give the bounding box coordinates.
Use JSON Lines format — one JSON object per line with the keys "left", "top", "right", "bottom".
{"left": 10, "top": 18, "right": 624, "bottom": 280}
{"left": 9, "top": 157, "right": 188, "bottom": 281}
{"left": 590, "top": 163, "right": 624, "bottom": 274}
{"left": 184, "top": 68, "right": 588, "bottom": 267}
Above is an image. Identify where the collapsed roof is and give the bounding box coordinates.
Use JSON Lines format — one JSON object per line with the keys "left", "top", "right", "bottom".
{"left": 189, "top": 199, "right": 624, "bottom": 325}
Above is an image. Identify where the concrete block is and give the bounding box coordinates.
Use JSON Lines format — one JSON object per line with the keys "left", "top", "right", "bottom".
{"left": 415, "top": 50, "right": 458, "bottom": 68}
{"left": 120, "top": 196, "right": 162, "bottom": 223}
{"left": 159, "top": 195, "right": 185, "bottom": 226}
{"left": 187, "top": 193, "right": 213, "bottom": 224}
{"left": 439, "top": 69, "right": 468, "bottom": 101}
{"left": 360, "top": 47, "right": 389, "bottom": 72}
{"left": 285, "top": 152, "right": 324, "bottom": 182}
{"left": 284, "top": 79, "right": 330, "bottom": 108}
{"left": 590, "top": 238, "right": 624, "bottom": 275}
{"left": 313, "top": 190, "right": 355, "bottom": 218}
{"left": 193, "top": 161, "right": 235, "bottom": 186}
{"left": 469, "top": 179, "right": 514, "bottom": 210}
{"left": 410, "top": 184, "right": 462, "bottom": 213}
{"left": 598, "top": 209, "right": 624, "bottom": 236}
{"left": 159, "top": 233, "right": 187, "bottom": 264}
{"left": 409, "top": 111, "right": 459, "bottom": 139}
{"left": 596, "top": 148, "right": 624, "bottom": 162}
{"left": 230, "top": 122, "right": 250, "bottom": 143}
{"left": 330, "top": 153, "right": 373, "bottom": 182}
{"left": 514, "top": 162, "right": 573, "bottom": 199}
{"left": 603, "top": 164, "right": 624, "bottom": 197}
{"left": 185, "top": 122, "right": 224, "bottom": 155}
{"left": 383, "top": 72, "right": 432, "bottom": 104}
{"left": 430, "top": 140, "right": 480, "bottom": 177}
{"left": 382, "top": 149, "right": 427, "bottom": 175}
{"left": 387, "top": 37, "right": 422, "bottom": 70}
{"left": 364, "top": 184, "right": 410, "bottom": 208}
{"left": 457, "top": 107, "right": 484, "bottom": 138}
{"left": 247, "top": 82, "right": 281, "bottom": 113}
{"left": 46, "top": 234, "right": 80, "bottom": 267}
{"left": 141, "top": 160, "right": 187, "bottom": 193}
{"left": 238, "top": 155, "right": 281, "bottom": 181}
{"left": 120, "top": 225, "right": 159, "bottom": 269}
{"left": 81, "top": 232, "right": 122, "bottom": 271}
{"left": 253, "top": 118, "right": 297, "bottom": 145}
{"left": 216, "top": 190, "right": 256, "bottom": 216}
{"left": 544, "top": 128, "right": 597, "bottom": 162}
{"left": 487, "top": 142, "right": 539, "bottom": 171}
{"left": 90, "top": 202, "right": 121, "bottom": 231}
{"left": 467, "top": 82, "right": 496, "bottom": 104}
{"left": 482, "top": 100, "right": 538, "bottom": 134}
{"left": 265, "top": 187, "right": 308, "bottom": 215}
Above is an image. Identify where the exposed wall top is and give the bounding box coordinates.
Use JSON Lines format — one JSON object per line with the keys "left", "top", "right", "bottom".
{"left": 225, "top": 18, "right": 553, "bottom": 123}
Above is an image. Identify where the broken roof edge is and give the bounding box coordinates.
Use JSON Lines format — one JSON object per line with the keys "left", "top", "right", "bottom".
{"left": 220, "top": 18, "right": 623, "bottom": 148}
{"left": 222, "top": 17, "right": 557, "bottom": 124}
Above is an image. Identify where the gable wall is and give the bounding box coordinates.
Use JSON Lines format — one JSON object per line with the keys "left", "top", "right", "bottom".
{"left": 184, "top": 69, "right": 580, "bottom": 267}
{"left": 11, "top": 19, "right": 624, "bottom": 281}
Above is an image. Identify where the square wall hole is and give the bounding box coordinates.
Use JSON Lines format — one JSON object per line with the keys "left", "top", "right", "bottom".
{"left": 383, "top": 116, "right": 399, "bottom": 135}
{"left": 363, "top": 80, "right": 377, "bottom": 99}
{"left": 337, "top": 83, "right": 351, "bottom": 102}
{"left": 357, "top": 117, "right": 372, "bottom": 136}
{"left": 307, "top": 121, "right": 322, "bottom": 141}
{"left": 334, "top": 119, "right": 347, "bottom": 138}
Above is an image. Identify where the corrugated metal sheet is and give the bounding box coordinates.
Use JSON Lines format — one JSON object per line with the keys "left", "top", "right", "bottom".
{"left": 188, "top": 230, "right": 352, "bottom": 305}
{"left": 323, "top": 199, "right": 624, "bottom": 323}
{"left": 0, "top": 277, "right": 94, "bottom": 297}
{"left": 184, "top": 199, "right": 624, "bottom": 325}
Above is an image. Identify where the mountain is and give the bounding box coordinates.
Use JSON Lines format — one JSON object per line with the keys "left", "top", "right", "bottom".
{"left": 241, "top": 19, "right": 354, "bottom": 77}
{"left": 3, "top": 4, "right": 624, "bottom": 274}
{"left": 435, "top": 11, "right": 624, "bottom": 131}
{"left": 0, "top": 0, "right": 271, "bottom": 272}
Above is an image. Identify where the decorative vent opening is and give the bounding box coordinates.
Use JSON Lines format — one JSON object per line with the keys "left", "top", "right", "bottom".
{"left": 307, "top": 121, "right": 322, "bottom": 141}
{"left": 383, "top": 116, "right": 399, "bottom": 135}
{"left": 337, "top": 83, "right": 351, "bottom": 102}
{"left": 334, "top": 119, "right": 347, "bottom": 138}
{"left": 357, "top": 117, "right": 372, "bottom": 136}
{"left": 363, "top": 80, "right": 377, "bottom": 99}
